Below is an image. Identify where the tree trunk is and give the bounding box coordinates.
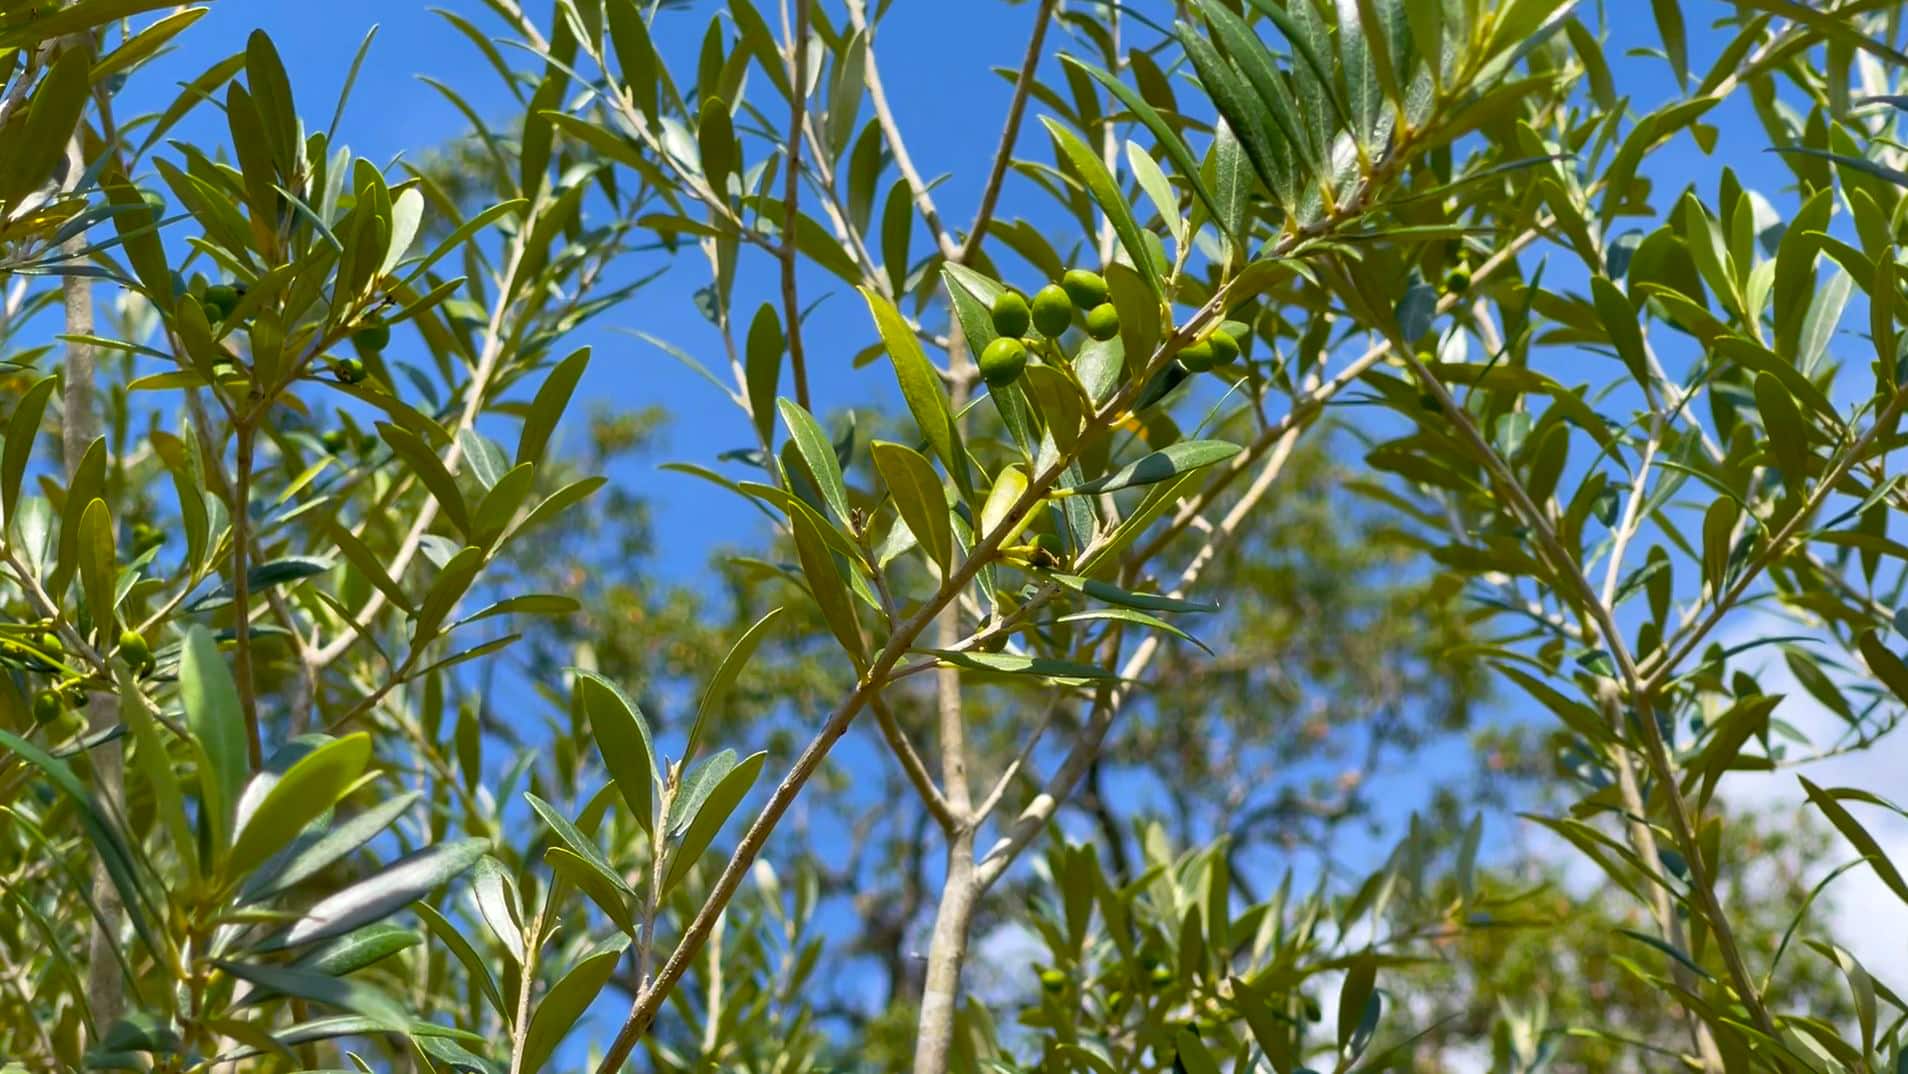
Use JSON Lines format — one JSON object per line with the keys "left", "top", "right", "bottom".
{"left": 64, "top": 145, "right": 124, "bottom": 1038}
{"left": 912, "top": 829, "right": 978, "bottom": 1074}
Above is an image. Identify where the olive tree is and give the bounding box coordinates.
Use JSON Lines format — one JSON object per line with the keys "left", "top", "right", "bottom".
{"left": 7, "top": 0, "right": 1908, "bottom": 1073}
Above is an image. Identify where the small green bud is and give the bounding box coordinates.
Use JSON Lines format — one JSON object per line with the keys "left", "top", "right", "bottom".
{"left": 1084, "top": 302, "right": 1120, "bottom": 341}
{"left": 1031, "top": 284, "right": 1073, "bottom": 338}
{"left": 979, "top": 337, "right": 1028, "bottom": 388}
{"left": 1061, "top": 268, "right": 1109, "bottom": 310}
{"left": 990, "top": 290, "right": 1032, "bottom": 339}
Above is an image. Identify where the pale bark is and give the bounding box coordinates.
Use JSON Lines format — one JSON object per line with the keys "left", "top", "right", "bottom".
{"left": 64, "top": 132, "right": 125, "bottom": 1038}
{"left": 911, "top": 831, "right": 977, "bottom": 1074}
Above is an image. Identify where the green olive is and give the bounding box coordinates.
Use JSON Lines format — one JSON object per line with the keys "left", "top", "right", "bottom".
{"left": 990, "top": 290, "right": 1031, "bottom": 339}
{"left": 32, "top": 689, "right": 63, "bottom": 725}
{"left": 117, "top": 629, "right": 150, "bottom": 669}
{"left": 1178, "top": 337, "right": 1216, "bottom": 373}
{"left": 1443, "top": 267, "right": 1471, "bottom": 294}
{"left": 1084, "top": 302, "right": 1120, "bottom": 341}
{"left": 979, "top": 337, "right": 1028, "bottom": 388}
{"left": 1208, "top": 328, "right": 1239, "bottom": 365}
{"left": 62, "top": 682, "right": 86, "bottom": 708}
{"left": 1031, "top": 284, "right": 1073, "bottom": 338}
{"left": 1039, "top": 968, "right": 1068, "bottom": 994}
{"left": 352, "top": 319, "right": 391, "bottom": 353}
{"left": 335, "top": 356, "right": 368, "bottom": 384}
{"left": 39, "top": 631, "right": 62, "bottom": 656}
{"left": 203, "top": 284, "right": 239, "bottom": 320}
{"left": 321, "top": 428, "right": 350, "bottom": 454}
{"left": 1148, "top": 962, "right": 1175, "bottom": 987}
{"left": 1061, "top": 268, "right": 1109, "bottom": 310}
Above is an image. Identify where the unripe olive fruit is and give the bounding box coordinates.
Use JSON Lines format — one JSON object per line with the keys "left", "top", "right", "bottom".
{"left": 1207, "top": 328, "right": 1239, "bottom": 366}
{"left": 62, "top": 682, "right": 86, "bottom": 708}
{"left": 52, "top": 709, "right": 85, "bottom": 740}
{"left": 1084, "top": 302, "right": 1120, "bottom": 341}
{"left": 1061, "top": 268, "right": 1109, "bottom": 310}
{"left": 1039, "top": 968, "right": 1067, "bottom": 994}
{"left": 203, "top": 284, "right": 238, "bottom": 320}
{"left": 1443, "top": 268, "right": 1471, "bottom": 294}
{"left": 32, "top": 689, "right": 63, "bottom": 725}
{"left": 117, "top": 629, "right": 150, "bottom": 669}
{"left": 1178, "top": 337, "right": 1216, "bottom": 373}
{"left": 979, "top": 337, "right": 1028, "bottom": 388}
{"left": 990, "top": 290, "right": 1031, "bottom": 339}
{"left": 1031, "top": 284, "right": 1073, "bottom": 338}
{"left": 335, "top": 356, "right": 368, "bottom": 384}
{"left": 321, "top": 428, "right": 350, "bottom": 454}
{"left": 1148, "top": 962, "right": 1174, "bottom": 986}
{"left": 352, "top": 319, "right": 391, "bottom": 353}
{"left": 40, "top": 631, "right": 62, "bottom": 656}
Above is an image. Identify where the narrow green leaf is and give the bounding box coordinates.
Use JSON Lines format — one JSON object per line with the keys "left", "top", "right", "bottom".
{"left": 214, "top": 961, "right": 406, "bottom": 1028}
{"left": 778, "top": 399, "right": 853, "bottom": 527}
{"left": 662, "top": 751, "right": 766, "bottom": 895}
{"left": 182, "top": 626, "right": 248, "bottom": 854}
{"left": 1589, "top": 275, "right": 1651, "bottom": 388}
{"left": 790, "top": 497, "right": 867, "bottom": 665}
{"left": 377, "top": 423, "right": 471, "bottom": 537}
{"left": 1066, "top": 441, "right": 1241, "bottom": 496}
{"left": 242, "top": 791, "right": 421, "bottom": 902}
{"left": 1802, "top": 776, "right": 1908, "bottom": 908}
{"left": 519, "top": 940, "right": 628, "bottom": 1072}
{"left": 272, "top": 837, "right": 488, "bottom": 949}
{"left": 860, "top": 287, "right": 966, "bottom": 493}
{"left": 516, "top": 347, "right": 591, "bottom": 466}
{"left": 1042, "top": 116, "right": 1166, "bottom": 302}
{"left": 685, "top": 607, "right": 784, "bottom": 765}
{"left": 575, "top": 670, "right": 657, "bottom": 837}
{"left": 228, "top": 734, "right": 372, "bottom": 880}
{"left": 923, "top": 649, "right": 1117, "bottom": 684}
{"left": 871, "top": 441, "right": 952, "bottom": 574}
{"left": 2, "top": 376, "right": 56, "bottom": 524}
{"left": 1754, "top": 373, "right": 1809, "bottom": 492}
{"left": 77, "top": 498, "right": 116, "bottom": 640}
{"left": 413, "top": 902, "right": 509, "bottom": 1019}
{"left": 1060, "top": 55, "right": 1225, "bottom": 233}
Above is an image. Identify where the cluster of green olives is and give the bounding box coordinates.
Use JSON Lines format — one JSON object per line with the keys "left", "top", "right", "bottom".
{"left": 201, "top": 281, "right": 243, "bottom": 322}
{"left": 1175, "top": 325, "right": 1239, "bottom": 374}
{"left": 977, "top": 269, "right": 1121, "bottom": 389}
{"left": 331, "top": 315, "right": 387, "bottom": 385}
{"left": 30, "top": 628, "right": 154, "bottom": 728}
{"left": 977, "top": 268, "right": 1248, "bottom": 390}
